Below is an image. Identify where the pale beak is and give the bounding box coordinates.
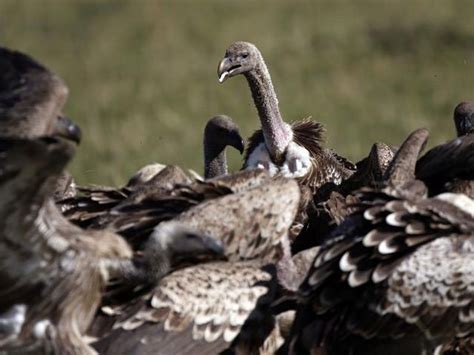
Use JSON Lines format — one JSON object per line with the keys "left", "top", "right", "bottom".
{"left": 217, "top": 57, "right": 232, "bottom": 83}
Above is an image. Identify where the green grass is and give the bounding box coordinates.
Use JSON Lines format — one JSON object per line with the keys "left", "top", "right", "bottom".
{"left": 1, "top": 0, "right": 473, "bottom": 185}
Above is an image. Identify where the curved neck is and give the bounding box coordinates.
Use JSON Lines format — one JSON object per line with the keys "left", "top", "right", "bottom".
{"left": 125, "top": 244, "right": 171, "bottom": 285}
{"left": 204, "top": 142, "right": 227, "bottom": 179}
{"left": 244, "top": 58, "right": 291, "bottom": 163}
{"left": 385, "top": 129, "right": 428, "bottom": 186}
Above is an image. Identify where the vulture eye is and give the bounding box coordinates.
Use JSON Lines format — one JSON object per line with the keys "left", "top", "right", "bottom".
{"left": 241, "top": 52, "right": 249, "bottom": 59}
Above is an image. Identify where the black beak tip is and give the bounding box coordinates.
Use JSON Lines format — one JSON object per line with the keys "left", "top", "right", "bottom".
{"left": 68, "top": 123, "right": 82, "bottom": 144}
{"left": 204, "top": 235, "right": 225, "bottom": 256}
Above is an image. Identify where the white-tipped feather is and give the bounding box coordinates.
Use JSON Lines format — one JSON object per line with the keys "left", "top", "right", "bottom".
{"left": 378, "top": 239, "right": 399, "bottom": 254}
{"left": 348, "top": 269, "right": 372, "bottom": 287}
{"left": 386, "top": 212, "right": 406, "bottom": 227}
{"left": 339, "top": 252, "right": 357, "bottom": 272}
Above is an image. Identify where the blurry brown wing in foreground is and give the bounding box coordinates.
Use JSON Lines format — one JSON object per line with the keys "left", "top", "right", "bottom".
{"left": 0, "top": 136, "right": 133, "bottom": 354}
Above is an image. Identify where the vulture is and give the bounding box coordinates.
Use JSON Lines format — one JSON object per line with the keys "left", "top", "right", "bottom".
{"left": 291, "top": 142, "right": 397, "bottom": 255}
{"left": 0, "top": 136, "right": 226, "bottom": 354}
{"left": 217, "top": 41, "right": 355, "bottom": 192}
{"left": 285, "top": 128, "right": 474, "bottom": 354}
{"left": 92, "top": 177, "right": 308, "bottom": 354}
{"left": 0, "top": 46, "right": 81, "bottom": 200}
{"left": 204, "top": 114, "right": 245, "bottom": 179}
{"left": 60, "top": 115, "right": 245, "bottom": 228}
{"left": 0, "top": 136, "right": 132, "bottom": 354}
{"left": 416, "top": 101, "right": 474, "bottom": 198}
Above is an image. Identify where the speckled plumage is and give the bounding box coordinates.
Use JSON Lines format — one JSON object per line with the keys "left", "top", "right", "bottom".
{"left": 94, "top": 261, "right": 276, "bottom": 355}
{"left": 91, "top": 177, "right": 302, "bottom": 354}
{"left": 163, "top": 177, "right": 300, "bottom": 263}
{"left": 290, "top": 191, "right": 474, "bottom": 354}
{"left": 286, "top": 129, "right": 474, "bottom": 354}
{"left": 60, "top": 165, "right": 192, "bottom": 229}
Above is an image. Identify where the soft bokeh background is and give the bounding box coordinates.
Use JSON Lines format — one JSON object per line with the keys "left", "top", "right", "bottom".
{"left": 1, "top": 0, "right": 473, "bottom": 185}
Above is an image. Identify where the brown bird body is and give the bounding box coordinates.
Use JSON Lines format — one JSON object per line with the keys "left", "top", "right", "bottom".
{"left": 286, "top": 129, "right": 474, "bottom": 354}
{"left": 92, "top": 177, "right": 303, "bottom": 354}
{"left": 0, "top": 137, "right": 133, "bottom": 354}
{"left": 60, "top": 115, "right": 245, "bottom": 230}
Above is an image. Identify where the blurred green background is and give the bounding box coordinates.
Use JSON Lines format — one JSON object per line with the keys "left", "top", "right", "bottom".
{"left": 1, "top": 0, "right": 473, "bottom": 185}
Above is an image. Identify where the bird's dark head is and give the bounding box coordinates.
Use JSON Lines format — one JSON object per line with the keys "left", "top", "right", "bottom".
{"left": 0, "top": 46, "right": 71, "bottom": 139}
{"left": 147, "top": 222, "right": 225, "bottom": 265}
{"left": 0, "top": 136, "right": 75, "bottom": 189}
{"left": 453, "top": 102, "right": 474, "bottom": 137}
{"left": 218, "top": 41, "right": 262, "bottom": 83}
{"left": 205, "top": 115, "right": 245, "bottom": 154}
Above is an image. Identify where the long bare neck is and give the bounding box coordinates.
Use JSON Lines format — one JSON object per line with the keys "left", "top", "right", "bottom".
{"left": 120, "top": 242, "right": 171, "bottom": 285}
{"left": 204, "top": 142, "right": 227, "bottom": 179}
{"left": 244, "top": 56, "right": 291, "bottom": 163}
{"left": 385, "top": 129, "right": 428, "bottom": 186}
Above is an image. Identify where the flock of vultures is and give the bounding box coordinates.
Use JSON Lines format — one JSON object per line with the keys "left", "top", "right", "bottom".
{"left": 0, "top": 41, "right": 473, "bottom": 355}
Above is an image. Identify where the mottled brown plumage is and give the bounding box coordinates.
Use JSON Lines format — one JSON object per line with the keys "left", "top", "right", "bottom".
{"left": 291, "top": 142, "right": 397, "bottom": 256}
{"left": 70, "top": 169, "right": 271, "bottom": 250}
{"left": 92, "top": 177, "right": 303, "bottom": 354}
{"left": 0, "top": 136, "right": 133, "bottom": 354}
{"left": 60, "top": 165, "right": 192, "bottom": 229}
{"left": 95, "top": 261, "right": 277, "bottom": 355}
{"left": 286, "top": 129, "right": 474, "bottom": 354}
{"left": 61, "top": 116, "right": 245, "bottom": 228}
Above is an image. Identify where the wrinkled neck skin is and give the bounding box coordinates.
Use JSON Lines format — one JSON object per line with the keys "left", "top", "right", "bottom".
{"left": 244, "top": 57, "right": 292, "bottom": 163}
{"left": 204, "top": 142, "right": 227, "bottom": 179}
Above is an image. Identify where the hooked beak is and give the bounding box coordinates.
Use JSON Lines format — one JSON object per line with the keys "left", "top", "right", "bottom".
{"left": 217, "top": 57, "right": 241, "bottom": 83}
{"left": 456, "top": 114, "right": 474, "bottom": 137}
{"left": 53, "top": 116, "right": 82, "bottom": 144}
{"left": 201, "top": 234, "right": 225, "bottom": 256}
{"left": 232, "top": 134, "right": 245, "bottom": 154}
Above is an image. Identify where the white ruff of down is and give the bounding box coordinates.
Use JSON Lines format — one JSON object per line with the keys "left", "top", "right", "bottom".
{"left": 245, "top": 142, "right": 311, "bottom": 178}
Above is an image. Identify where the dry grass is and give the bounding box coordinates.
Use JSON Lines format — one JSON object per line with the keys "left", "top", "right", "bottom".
{"left": 1, "top": 0, "right": 473, "bottom": 185}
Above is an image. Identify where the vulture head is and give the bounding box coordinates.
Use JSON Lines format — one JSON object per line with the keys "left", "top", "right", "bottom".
{"left": 138, "top": 222, "right": 225, "bottom": 283}
{"left": 204, "top": 115, "right": 245, "bottom": 154}
{"left": 53, "top": 115, "right": 82, "bottom": 144}
{"left": 0, "top": 46, "right": 81, "bottom": 144}
{"left": 453, "top": 102, "right": 474, "bottom": 137}
{"left": 217, "top": 41, "right": 262, "bottom": 83}
{"left": 149, "top": 222, "right": 224, "bottom": 259}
